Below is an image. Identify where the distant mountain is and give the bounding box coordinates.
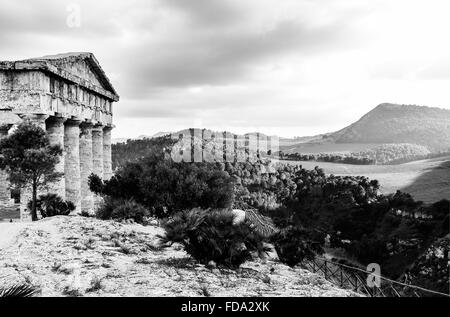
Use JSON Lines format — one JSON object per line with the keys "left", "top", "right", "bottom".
{"left": 112, "top": 138, "right": 131, "bottom": 145}
{"left": 329, "top": 103, "right": 450, "bottom": 152}
{"left": 112, "top": 132, "right": 171, "bottom": 144}
{"left": 113, "top": 103, "right": 450, "bottom": 152}
{"left": 149, "top": 132, "right": 171, "bottom": 138}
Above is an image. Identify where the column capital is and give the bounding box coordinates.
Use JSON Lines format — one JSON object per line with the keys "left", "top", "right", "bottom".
{"left": 80, "top": 120, "right": 94, "bottom": 129}
{"left": 80, "top": 121, "right": 94, "bottom": 138}
{"left": 92, "top": 124, "right": 104, "bottom": 132}
{"left": 46, "top": 116, "right": 67, "bottom": 124}
{"left": 65, "top": 118, "right": 83, "bottom": 127}
{"left": 18, "top": 113, "right": 50, "bottom": 123}
{"left": 103, "top": 125, "right": 113, "bottom": 132}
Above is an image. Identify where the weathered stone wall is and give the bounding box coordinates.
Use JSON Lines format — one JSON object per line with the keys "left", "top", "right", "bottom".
{"left": 0, "top": 71, "right": 45, "bottom": 114}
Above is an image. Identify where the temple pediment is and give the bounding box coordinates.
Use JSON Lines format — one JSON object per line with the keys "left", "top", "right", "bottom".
{"left": 1, "top": 52, "right": 117, "bottom": 128}
{"left": 0, "top": 52, "right": 119, "bottom": 101}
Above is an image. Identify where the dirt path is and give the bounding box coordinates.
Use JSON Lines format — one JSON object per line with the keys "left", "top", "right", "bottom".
{"left": 0, "top": 222, "right": 31, "bottom": 250}
{"left": 0, "top": 216, "right": 358, "bottom": 297}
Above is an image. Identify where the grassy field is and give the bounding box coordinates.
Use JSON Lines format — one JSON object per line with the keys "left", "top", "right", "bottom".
{"left": 276, "top": 156, "right": 450, "bottom": 204}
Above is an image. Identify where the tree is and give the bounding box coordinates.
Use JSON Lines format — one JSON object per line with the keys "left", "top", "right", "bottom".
{"left": 89, "top": 155, "right": 235, "bottom": 218}
{"left": 0, "top": 122, "right": 63, "bottom": 221}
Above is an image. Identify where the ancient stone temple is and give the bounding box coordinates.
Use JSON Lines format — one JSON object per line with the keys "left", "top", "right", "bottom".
{"left": 0, "top": 53, "right": 119, "bottom": 220}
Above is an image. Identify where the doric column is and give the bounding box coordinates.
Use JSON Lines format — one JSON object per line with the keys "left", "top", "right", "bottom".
{"left": 103, "top": 126, "right": 113, "bottom": 180}
{"left": 45, "top": 116, "right": 67, "bottom": 199}
{"left": 92, "top": 124, "right": 104, "bottom": 180}
{"left": 79, "top": 121, "right": 94, "bottom": 214}
{"left": 18, "top": 114, "right": 49, "bottom": 221}
{"left": 64, "top": 118, "right": 82, "bottom": 214}
{"left": 0, "top": 124, "right": 13, "bottom": 206}
{"left": 92, "top": 124, "right": 104, "bottom": 210}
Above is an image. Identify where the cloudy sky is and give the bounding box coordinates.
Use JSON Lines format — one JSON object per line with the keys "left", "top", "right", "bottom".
{"left": 1, "top": 0, "right": 450, "bottom": 138}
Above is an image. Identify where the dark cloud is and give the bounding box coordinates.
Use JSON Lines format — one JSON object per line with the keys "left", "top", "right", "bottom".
{"left": 0, "top": 0, "right": 363, "bottom": 96}
{"left": 119, "top": 17, "right": 358, "bottom": 98}
{"left": 0, "top": 0, "right": 123, "bottom": 50}
{"left": 161, "top": 0, "right": 244, "bottom": 27}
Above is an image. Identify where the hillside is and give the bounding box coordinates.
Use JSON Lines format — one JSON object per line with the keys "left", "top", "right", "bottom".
{"left": 330, "top": 103, "right": 450, "bottom": 152}
{"left": 0, "top": 216, "right": 357, "bottom": 297}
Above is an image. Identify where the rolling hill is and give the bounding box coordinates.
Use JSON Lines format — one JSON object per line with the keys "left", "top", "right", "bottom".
{"left": 329, "top": 103, "right": 450, "bottom": 152}
{"left": 114, "top": 103, "right": 450, "bottom": 153}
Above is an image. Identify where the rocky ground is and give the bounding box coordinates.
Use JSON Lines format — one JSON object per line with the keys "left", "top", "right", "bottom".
{"left": 0, "top": 216, "right": 358, "bottom": 297}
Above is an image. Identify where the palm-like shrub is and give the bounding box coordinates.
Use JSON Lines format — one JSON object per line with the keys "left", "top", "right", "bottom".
{"left": 0, "top": 284, "right": 40, "bottom": 297}
{"left": 111, "top": 199, "right": 150, "bottom": 224}
{"left": 96, "top": 197, "right": 150, "bottom": 224}
{"left": 160, "top": 209, "right": 269, "bottom": 268}
{"left": 27, "top": 194, "right": 75, "bottom": 218}
{"left": 95, "top": 196, "right": 115, "bottom": 220}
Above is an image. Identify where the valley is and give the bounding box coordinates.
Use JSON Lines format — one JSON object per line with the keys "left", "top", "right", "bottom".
{"left": 276, "top": 156, "right": 450, "bottom": 203}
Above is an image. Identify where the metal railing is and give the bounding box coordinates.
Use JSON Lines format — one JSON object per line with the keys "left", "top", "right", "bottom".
{"left": 301, "top": 256, "right": 450, "bottom": 297}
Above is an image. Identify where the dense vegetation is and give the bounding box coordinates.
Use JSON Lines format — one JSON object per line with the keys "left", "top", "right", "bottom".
{"left": 107, "top": 135, "right": 449, "bottom": 291}
{"left": 407, "top": 237, "right": 449, "bottom": 295}
{"left": 280, "top": 152, "right": 374, "bottom": 165}
{"left": 112, "top": 135, "right": 176, "bottom": 170}
{"left": 355, "top": 143, "right": 430, "bottom": 164}
{"left": 90, "top": 153, "right": 235, "bottom": 218}
{"left": 280, "top": 143, "right": 440, "bottom": 165}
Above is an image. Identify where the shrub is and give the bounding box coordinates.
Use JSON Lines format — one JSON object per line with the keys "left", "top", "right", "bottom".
{"left": 271, "top": 226, "right": 325, "bottom": 267}
{"left": 95, "top": 197, "right": 114, "bottom": 220}
{"left": 89, "top": 156, "right": 235, "bottom": 218}
{"left": 160, "top": 209, "right": 269, "bottom": 268}
{"left": 80, "top": 210, "right": 93, "bottom": 218}
{"left": 27, "top": 194, "right": 75, "bottom": 218}
{"left": 111, "top": 199, "right": 150, "bottom": 224}
{"left": 96, "top": 197, "right": 150, "bottom": 224}
{"left": 87, "top": 173, "right": 104, "bottom": 195}
{"left": 86, "top": 276, "right": 104, "bottom": 293}
{"left": 347, "top": 235, "right": 388, "bottom": 263}
{"left": 0, "top": 284, "right": 40, "bottom": 297}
